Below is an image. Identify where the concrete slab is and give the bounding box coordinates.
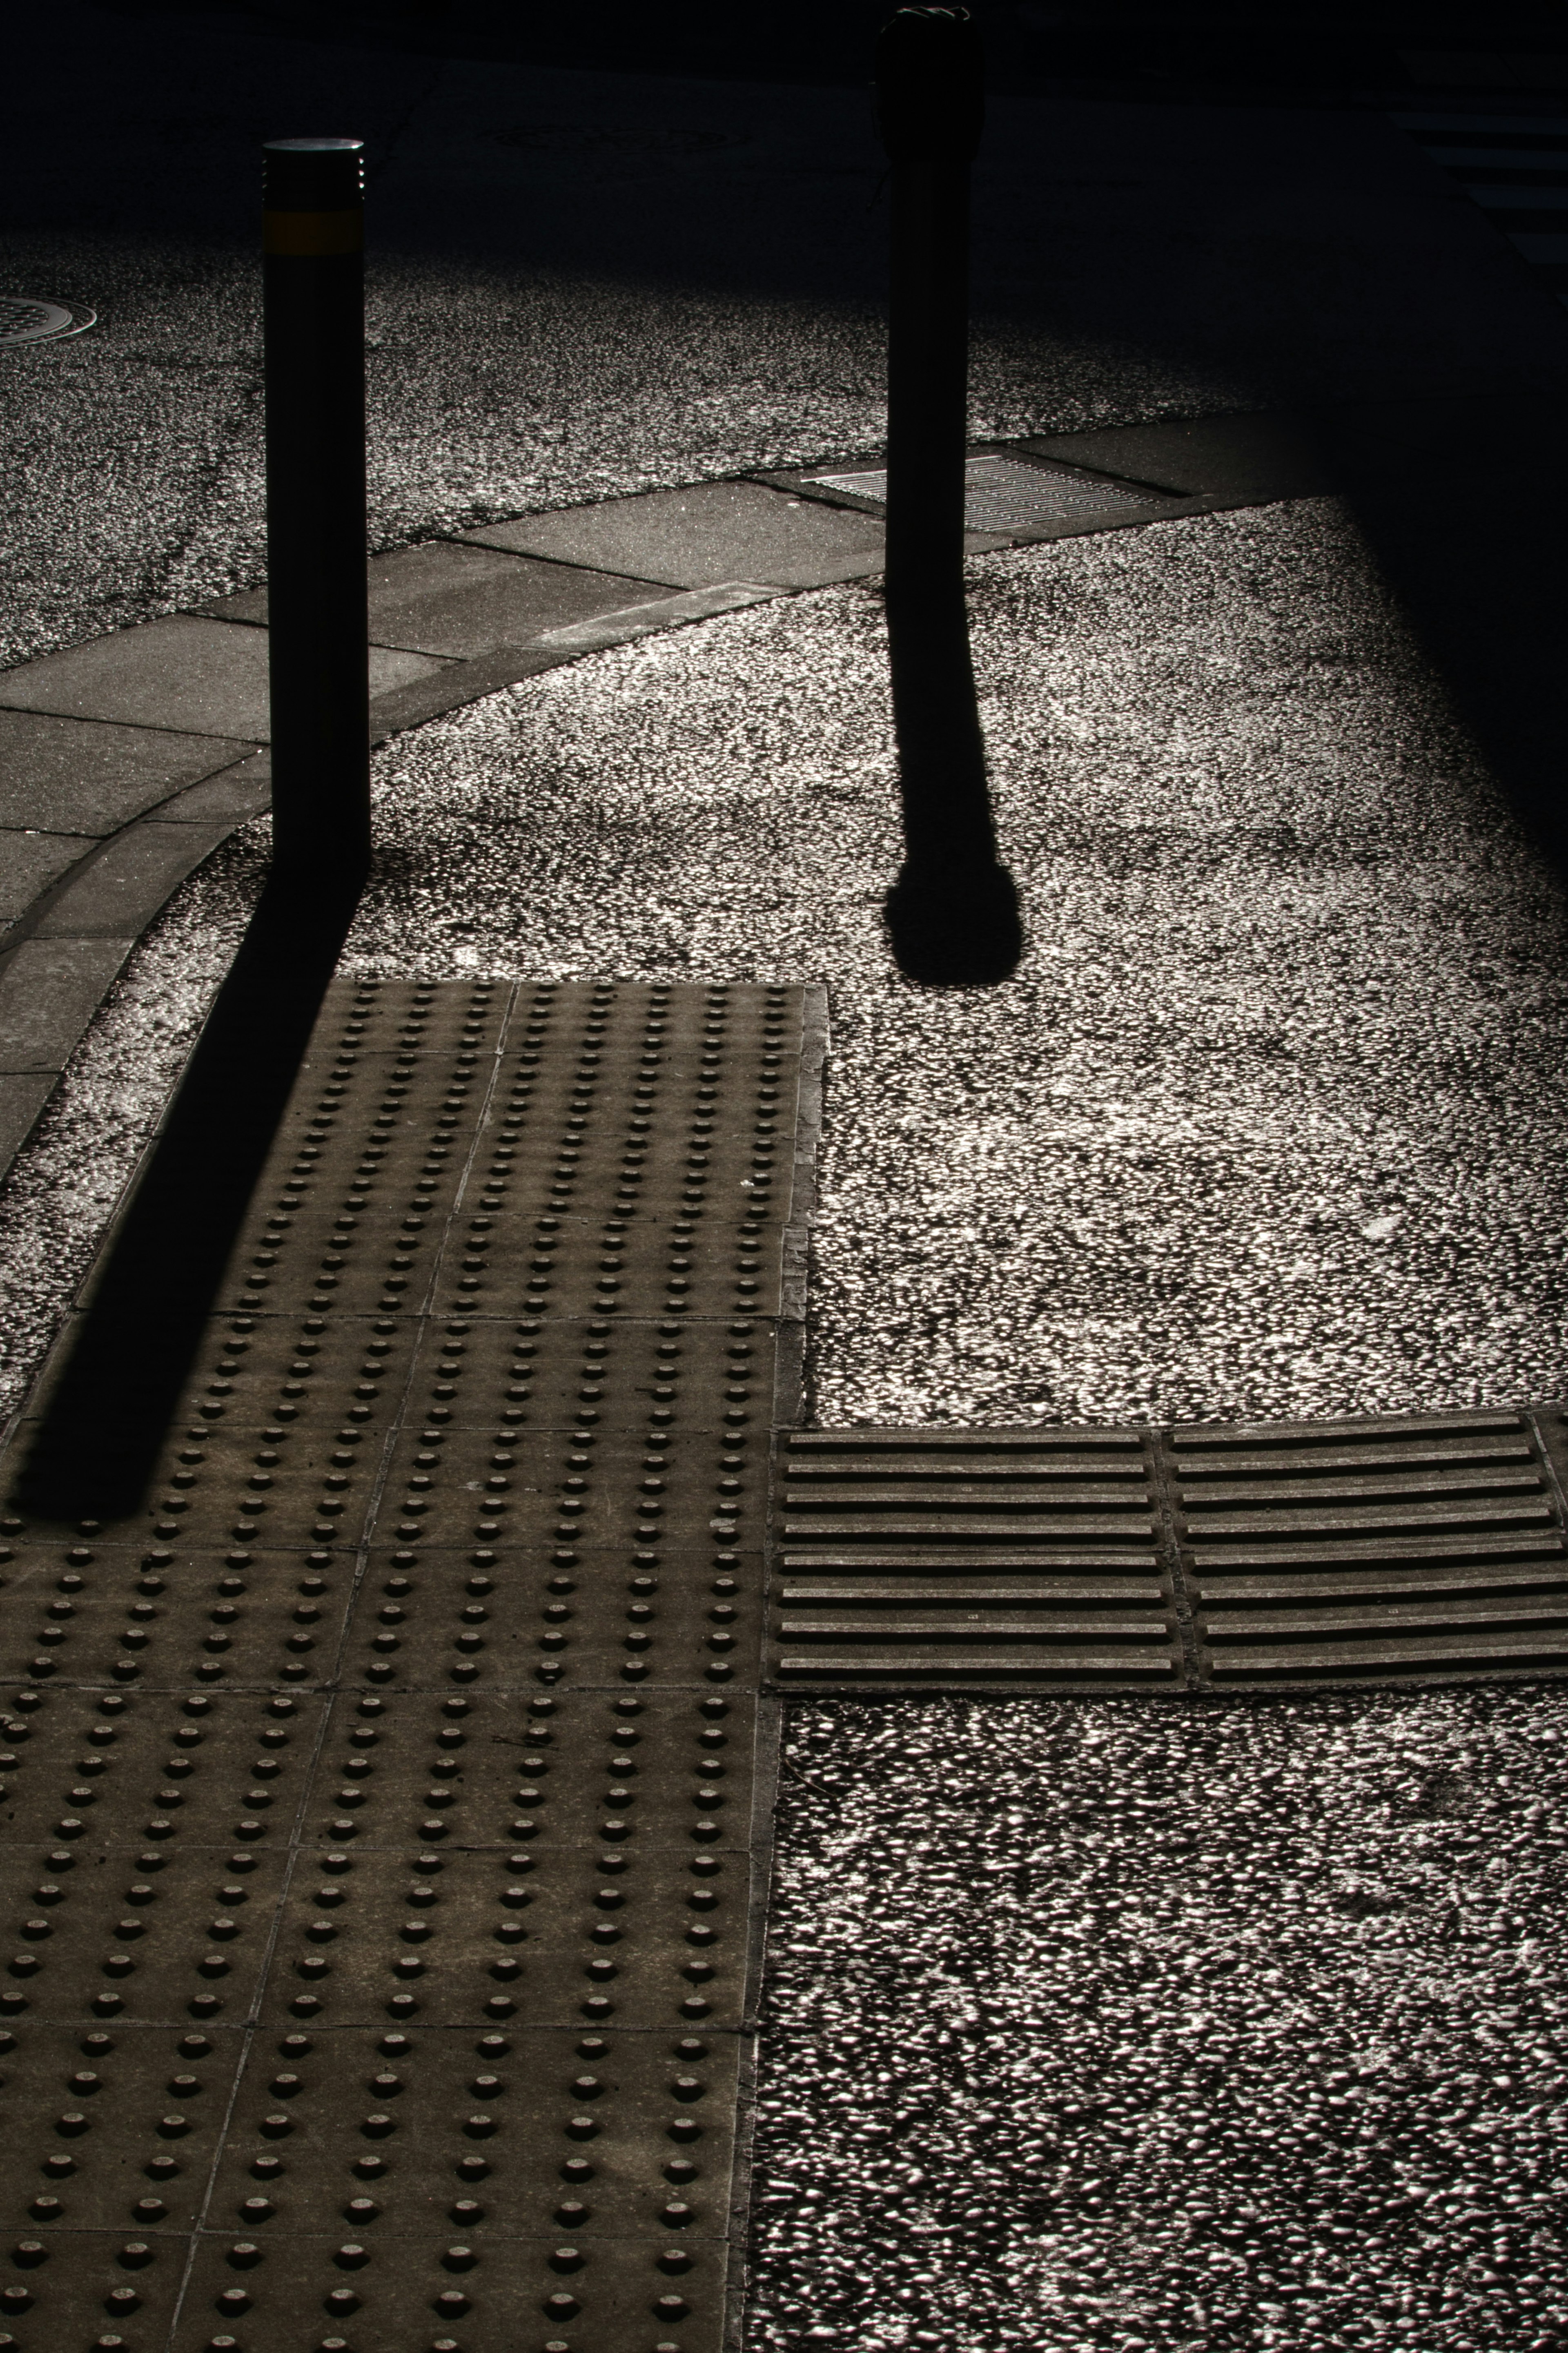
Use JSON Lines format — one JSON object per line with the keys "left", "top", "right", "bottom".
{"left": 463, "top": 479, "right": 886, "bottom": 590}
{"left": 532, "top": 578, "right": 782, "bottom": 651}
{"left": 0, "top": 707, "right": 255, "bottom": 834}
{"left": 0, "top": 619, "right": 447, "bottom": 741}
{"left": 158, "top": 752, "right": 272, "bottom": 826}
{"left": 204, "top": 542, "right": 671, "bottom": 659}
{"left": 0, "top": 936, "right": 133, "bottom": 1072}
{"left": 33, "top": 819, "right": 232, "bottom": 939}
{"left": 0, "top": 832, "right": 90, "bottom": 926}
{"left": 364, "top": 583, "right": 785, "bottom": 743}
{"left": 0, "top": 1073, "right": 57, "bottom": 1169}
{"left": 1023, "top": 406, "right": 1341, "bottom": 505}
{"left": 366, "top": 644, "right": 562, "bottom": 745}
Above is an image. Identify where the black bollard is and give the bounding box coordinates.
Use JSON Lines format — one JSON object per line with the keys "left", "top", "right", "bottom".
{"left": 17, "top": 141, "right": 374, "bottom": 1520}
{"left": 877, "top": 7, "right": 1022, "bottom": 985}
{"left": 262, "top": 136, "right": 371, "bottom": 907}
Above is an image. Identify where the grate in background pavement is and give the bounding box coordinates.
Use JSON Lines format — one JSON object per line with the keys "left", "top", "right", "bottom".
{"left": 0, "top": 976, "right": 822, "bottom": 2353}
{"left": 768, "top": 1407, "right": 1568, "bottom": 1692}
{"left": 800, "top": 452, "right": 1176, "bottom": 533}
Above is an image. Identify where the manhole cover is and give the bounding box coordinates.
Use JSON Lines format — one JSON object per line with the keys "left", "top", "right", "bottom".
{"left": 802, "top": 452, "right": 1168, "bottom": 533}
{"left": 0, "top": 297, "right": 96, "bottom": 348}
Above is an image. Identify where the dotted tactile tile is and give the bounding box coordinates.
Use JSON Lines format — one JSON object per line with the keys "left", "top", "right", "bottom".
{"left": 0, "top": 977, "right": 819, "bottom": 2353}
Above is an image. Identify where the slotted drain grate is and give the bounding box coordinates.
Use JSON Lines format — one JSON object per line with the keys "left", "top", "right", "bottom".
{"left": 0, "top": 976, "right": 820, "bottom": 2353}
{"left": 801, "top": 452, "right": 1171, "bottom": 533}
{"left": 1177, "top": 1407, "right": 1568, "bottom": 1684}
{"left": 771, "top": 1428, "right": 1175, "bottom": 1687}
{"left": 0, "top": 297, "right": 96, "bottom": 348}
{"left": 768, "top": 1408, "right": 1568, "bottom": 1691}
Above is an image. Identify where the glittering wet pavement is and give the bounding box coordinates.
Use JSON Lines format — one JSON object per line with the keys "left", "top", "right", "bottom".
{"left": 357, "top": 498, "right": 1564, "bottom": 1427}
{"left": 752, "top": 1691, "right": 1568, "bottom": 2353}
{"left": 2, "top": 494, "right": 1566, "bottom": 2351}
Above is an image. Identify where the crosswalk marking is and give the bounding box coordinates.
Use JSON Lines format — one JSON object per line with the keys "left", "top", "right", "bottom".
{"left": 1425, "top": 146, "right": 1568, "bottom": 166}
{"left": 1466, "top": 183, "right": 1568, "bottom": 207}
{"left": 1508, "top": 230, "right": 1568, "bottom": 261}
{"left": 1394, "top": 107, "right": 1568, "bottom": 310}
{"left": 1392, "top": 112, "right": 1568, "bottom": 135}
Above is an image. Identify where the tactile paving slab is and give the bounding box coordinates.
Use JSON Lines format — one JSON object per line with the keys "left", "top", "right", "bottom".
{"left": 0, "top": 976, "right": 821, "bottom": 2353}
{"left": 769, "top": 1407, "right": 1568, "bottom": 1691}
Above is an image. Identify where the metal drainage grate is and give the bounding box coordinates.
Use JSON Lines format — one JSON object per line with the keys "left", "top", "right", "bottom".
{"left": 0, "top": 977, "right": 820, "bottom": 2353}
{"left": 1177, "top": 1407, "right": 1568, "bottom": 1684}
{"left": 0, "top": 297, "right": 96, "bottom": 348}
{"left": 768, "top": 1408, "right": 1568, "bottom": 1692}
{"left": 770, "top": 1427, "right": 1177, "bottom": 1688}
{"left": 801, "top": 453, "right": 1169, "bottom": 533}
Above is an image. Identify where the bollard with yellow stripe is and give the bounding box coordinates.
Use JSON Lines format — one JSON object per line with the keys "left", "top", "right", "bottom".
{"left": 261, "top": 136, "right": 371, "bottom": 906}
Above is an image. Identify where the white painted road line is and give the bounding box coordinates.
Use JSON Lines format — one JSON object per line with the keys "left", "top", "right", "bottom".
{"left": 1506, "top": 230, "right": 1568, "bottom": 260}
{"left": 1466, "top": 183, "right": 1568, "bottom": 207}
{"left": 1425, "top": 146, "right": 1568, "bottom": 167}
{"left": 1392, "top": 110, "right": 1568, "bottom": 132}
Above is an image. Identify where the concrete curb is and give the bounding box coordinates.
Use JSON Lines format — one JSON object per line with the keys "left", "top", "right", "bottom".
{"left": 0, "top": 405, "right": 1340, "bottom": 1190}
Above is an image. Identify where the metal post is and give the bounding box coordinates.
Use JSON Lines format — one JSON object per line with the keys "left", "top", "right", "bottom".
{"left": 262, "top": 136, "right": 370, "bottom": 904}
{"left": 878, "top": 7, "right": 1021, "bottom": 984}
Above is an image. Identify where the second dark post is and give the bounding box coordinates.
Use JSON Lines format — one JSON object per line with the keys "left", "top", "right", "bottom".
{"left": 262, "top": 136, "right": 371, "bottom": 907}
{"left": 878, "top": 7, "right": 1022, "bottom": 984}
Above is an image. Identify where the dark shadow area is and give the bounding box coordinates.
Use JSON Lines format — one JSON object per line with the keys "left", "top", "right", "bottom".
{"left": 885, "top": 859, "right": 1025, "bottom": 986}
{"left": 1026, "top": 376, "right": 1568, "bottom": 890}
{"left": 1313, "top": 382, "right": 1568, "bottom": 886}
{"left": 17, "top": 879, "right": 358, "bottom": 1521}
{"left": 86, "top": 0, "right": 1568, "bottom": 101}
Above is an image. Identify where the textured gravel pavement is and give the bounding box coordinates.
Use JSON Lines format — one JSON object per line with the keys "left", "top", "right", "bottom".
{"left": 754, "top": 1688, "right": 1568, "bottom": 2352}
{"left": 6, "top": 12, "right": 1568, "bottom": 2344}
{"left": 17, "top": 495, "right": 1559, "bottom": 1427}
{"left": 7, "top": 0, "right": 1566, "bottom": 670}
{"left": 3, "top": 494, "right": 1566, "bottom": 2349}
{"left": 12, "top": 496, "right": 1568, "bottom": 1423}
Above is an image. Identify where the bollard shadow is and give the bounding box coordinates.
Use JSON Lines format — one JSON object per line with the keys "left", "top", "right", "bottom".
{"left": 880, "top": 561, "right": 1025, "bottom": 988}
{"left": 18, "top": 880, "right": 359, "bottom": 1523}
{"left": 884, "top": 855, "right": 1025, "bottom": 988}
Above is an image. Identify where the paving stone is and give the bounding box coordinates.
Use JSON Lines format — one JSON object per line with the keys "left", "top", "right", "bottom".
{"left": 32, "top": 822, "right": 233, "bottom": 941}
{"left": 0, "top": 710, "right": 255, "bottom": 836}
{"left": 205, "top": 544, "right": 672, "bottom": 660}
{"left": 0, "top": 621, "right": 447, "bottom": 743}
{"left": 0, "top": 1075, "right": 57, "bottom": 1168}
{"left": 531, "top": 582, "right": 781, "bottom": 656}
{"left": 0, "top": 939, "right": 134, "bottom": 1073}
{"left": 156, "top": 754, "right": 272, "bottom": 827}
{"left": 0, "top": 834, "right": 89, "bottom": 927}
{"left": 463, "top": 479, "right": 886, "bottom": 590}
{"left": 0, "top": 976, "right": 814, "bottom": 2353}
{"left": 1022, "top": 405, "right": 1341, "bottom": 507}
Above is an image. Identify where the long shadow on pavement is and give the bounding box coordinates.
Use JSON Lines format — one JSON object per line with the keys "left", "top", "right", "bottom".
{"left": 17, "top": 883, "right": 356, "bottom": 1522}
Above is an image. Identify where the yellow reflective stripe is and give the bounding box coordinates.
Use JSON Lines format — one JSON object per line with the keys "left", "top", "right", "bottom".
{"left": 263, "top": 211, "right": 363, "bottom": 256}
